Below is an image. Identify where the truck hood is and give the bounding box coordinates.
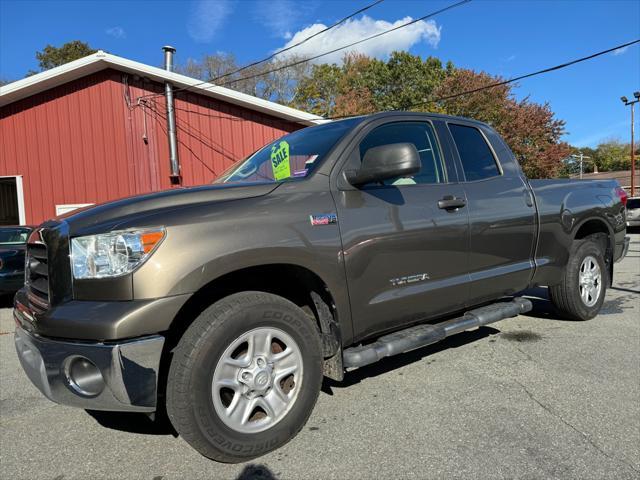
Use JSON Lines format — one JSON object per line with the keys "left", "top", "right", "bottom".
{"left": 56, "top": 182, "right": 280, "bottom": 235}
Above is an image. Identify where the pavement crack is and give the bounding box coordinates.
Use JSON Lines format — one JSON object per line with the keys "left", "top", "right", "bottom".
{"left": 513, "top": 379, "right": 640, "bottom": 475}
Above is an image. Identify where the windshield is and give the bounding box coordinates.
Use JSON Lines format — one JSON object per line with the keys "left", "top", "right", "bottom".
{"left": 0, "top": 227, "right": 31, "bottom": 245}
{"left": 215, "top": 118, "right": 361, "bottom": 185}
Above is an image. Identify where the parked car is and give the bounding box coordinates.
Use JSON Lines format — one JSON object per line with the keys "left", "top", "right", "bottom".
{"left": 0, "top": 226, "right": 32, "bottom": 296}
{"left": 14, "top": 112, "right": 629, "bottom": 463}
{"left": 626, "top": 196, "right": 640, "bottom": 228}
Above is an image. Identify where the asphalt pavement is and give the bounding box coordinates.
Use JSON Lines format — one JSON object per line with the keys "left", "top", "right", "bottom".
{"left": 1, "top": 234, "right": 638, "bottom": 480}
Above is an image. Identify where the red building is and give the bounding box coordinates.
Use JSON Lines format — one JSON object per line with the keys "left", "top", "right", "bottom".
{"left": 0, "top": 50, "right": 322, "bottom": 225}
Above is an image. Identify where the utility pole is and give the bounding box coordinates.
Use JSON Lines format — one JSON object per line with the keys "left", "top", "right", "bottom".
{"left": 621, "top": 92, "right": 639, "bottom": 197}
{"left": 571, "top": 152, "right": 592, "bottom": 179}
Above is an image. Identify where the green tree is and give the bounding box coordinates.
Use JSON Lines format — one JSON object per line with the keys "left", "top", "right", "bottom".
{"left": 292, "top": 51, "right": 451, "bottom": 117}
{"left": 592, "top": 140, "right": 635, "bottom": 171}
{"left": 293, "top": 63, "right": 342, "bottom": 116}
{"left": 31, "top": 41, "right": 97, "bottom": 74}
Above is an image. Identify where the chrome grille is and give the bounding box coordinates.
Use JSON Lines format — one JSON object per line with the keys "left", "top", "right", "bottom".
{"left": 26, "top": 231, "right": 49, "bottom": 313}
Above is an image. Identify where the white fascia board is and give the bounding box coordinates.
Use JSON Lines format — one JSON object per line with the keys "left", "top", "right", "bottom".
{"left": 0, "top": 51, "right": 326, "bottom": 126}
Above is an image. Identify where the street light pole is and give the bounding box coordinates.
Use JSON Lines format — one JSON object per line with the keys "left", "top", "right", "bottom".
{"left": 621, "top": 92, "right": 639, "bottom": 197}
{"left": 631, "top": 101, "right": 635, "bottom": 197}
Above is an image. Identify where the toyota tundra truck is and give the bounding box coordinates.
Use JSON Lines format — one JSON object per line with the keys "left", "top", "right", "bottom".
{"left": 14, "top": 112, "right": 630, "bottom": 462}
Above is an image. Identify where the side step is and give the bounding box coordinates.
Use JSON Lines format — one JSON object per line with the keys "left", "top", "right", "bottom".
{"left": 343, "top": 297, "right": 532, "bottom": 369}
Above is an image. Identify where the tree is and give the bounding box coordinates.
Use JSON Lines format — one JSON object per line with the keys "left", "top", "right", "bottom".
{"left": 177, "top": 53, "right": 310, "bottom": 103}
{"left": 433, "top": 69, "right": 571, "bottom": 178}
{"left": 592, "top": 140, "right": 635, "bottom": 171}
{"left": 0, "top": 78, "right": 13, "bottom": 87}
{"left": 32, "top": 41, "right": 97, "bottom": 73}
{"left": 292, "top": 51, "right": 452, "bottom": 117}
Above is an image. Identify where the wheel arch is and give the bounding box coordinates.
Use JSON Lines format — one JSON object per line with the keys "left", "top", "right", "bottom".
{"left": 572, "top": 216, "right": 614, "bottom": 285}
{"left": 163, "top": 263, "right": 342, "bottom": 356}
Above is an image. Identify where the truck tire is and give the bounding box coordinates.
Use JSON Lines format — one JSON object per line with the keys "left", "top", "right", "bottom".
{"left": 166, "top": 291, "right": 323, "bottom": 463}
{"left": 549, "top": 236, "right": 607, "bottom": 320}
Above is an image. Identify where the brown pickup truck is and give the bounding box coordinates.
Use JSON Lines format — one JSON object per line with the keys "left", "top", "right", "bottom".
{"left": 14, "top": 112, "right": 629, "bottom": 462}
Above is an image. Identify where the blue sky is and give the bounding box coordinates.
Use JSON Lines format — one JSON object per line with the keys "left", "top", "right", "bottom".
{"left": 1, "top": 0, "right": 638, "bottom": 147}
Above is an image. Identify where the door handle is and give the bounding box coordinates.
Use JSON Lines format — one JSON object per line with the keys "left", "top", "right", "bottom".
{"left": 438, "top": 195, "right": 466, "bottom": 210}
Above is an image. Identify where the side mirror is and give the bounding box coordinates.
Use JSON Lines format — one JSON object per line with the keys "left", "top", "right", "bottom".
{"left": 345, "top": 143, "right": 421, "bottom": 186}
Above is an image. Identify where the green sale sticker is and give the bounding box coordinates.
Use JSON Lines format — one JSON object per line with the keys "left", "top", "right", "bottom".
{"left": 270, "top": 141, "right": 291, "bottom": 180}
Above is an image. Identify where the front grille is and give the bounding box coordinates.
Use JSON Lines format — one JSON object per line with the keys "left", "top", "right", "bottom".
{"left": 25, "top": 231, "right": 49, "bottom": 314}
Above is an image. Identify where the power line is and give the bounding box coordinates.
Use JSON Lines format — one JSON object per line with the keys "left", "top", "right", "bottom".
{"left": 219, "top": 0, "right": 472, "bottom": 88}
{"left": 429, "top": 39, "right": 640, "bottom": 105}
{"left": 324, "top": 38, "right": 640, "bottom": 120}
{"left": 214, "top": 0, "right": 385, "bottom": 82}
{"left": 138, "top": 0, "right": 386, "bottom": 100}
{"left": 143, "top": 39, "right": 640, "bottom": 126}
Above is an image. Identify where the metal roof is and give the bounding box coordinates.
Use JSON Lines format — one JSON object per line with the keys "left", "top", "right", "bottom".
{"left": 0, "top": 50, "right": 324, "bottom": 126}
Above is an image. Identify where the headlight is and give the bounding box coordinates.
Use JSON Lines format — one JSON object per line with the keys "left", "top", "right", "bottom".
{"left": 70, "top": 228, "right": 165, "bottom": 279}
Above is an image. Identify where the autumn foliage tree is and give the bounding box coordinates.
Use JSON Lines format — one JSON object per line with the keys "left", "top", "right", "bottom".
{"left": 434, "top": 69, "right": 571, "bottom": 178}
{"left": 291, "top": 54, "right": 569, "bottom": 178}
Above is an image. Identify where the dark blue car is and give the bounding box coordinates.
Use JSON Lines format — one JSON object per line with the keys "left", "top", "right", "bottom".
{"left": 0, "top": 226, "right": 33, "bottom": 296}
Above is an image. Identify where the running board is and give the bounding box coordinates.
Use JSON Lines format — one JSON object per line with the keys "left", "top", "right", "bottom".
{"left": 343, "top": 297, "right": 532, "bottom": 369}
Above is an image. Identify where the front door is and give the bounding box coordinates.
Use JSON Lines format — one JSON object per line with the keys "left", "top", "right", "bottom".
{"left": 334, "top": 120, "right": 470, "bottom": 341}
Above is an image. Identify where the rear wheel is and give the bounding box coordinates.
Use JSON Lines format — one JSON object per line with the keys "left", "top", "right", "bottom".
{"left": 166, "top": 291, "right": 323, "bottom": 463}
{"left": 549, "top": 236, "right": 607, "bottom": 320}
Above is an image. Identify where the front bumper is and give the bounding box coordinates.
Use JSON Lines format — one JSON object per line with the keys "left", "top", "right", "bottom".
{"left": 14, "top": 325, "right": 164, "bottom": 412}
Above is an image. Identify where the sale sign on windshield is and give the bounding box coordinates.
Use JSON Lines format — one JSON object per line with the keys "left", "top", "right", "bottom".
{"left": 270, "top": 141, "right": 291, "bottom": 181}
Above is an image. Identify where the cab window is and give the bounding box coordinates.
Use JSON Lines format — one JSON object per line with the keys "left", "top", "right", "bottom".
{"left": 358, "top": 122, "right": 447, "bottom": 186}
{"left": 448, "top": 124, "right": 501, "bottom": 181}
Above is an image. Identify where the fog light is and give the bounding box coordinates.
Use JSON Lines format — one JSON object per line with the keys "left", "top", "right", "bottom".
{"left": 63, "top": 356, "right": 104, "bottom": 397}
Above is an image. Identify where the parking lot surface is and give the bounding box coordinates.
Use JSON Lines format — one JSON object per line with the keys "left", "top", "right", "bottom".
{"left": 1, "top": 234, "right": 638, "bottom": 480}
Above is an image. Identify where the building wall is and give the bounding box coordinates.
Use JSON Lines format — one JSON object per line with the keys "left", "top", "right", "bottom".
{"left": 0, "top": 69, "right": 301, "bottom": 225}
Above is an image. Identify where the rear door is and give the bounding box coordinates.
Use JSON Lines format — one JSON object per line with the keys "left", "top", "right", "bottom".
{"left": 446, "top": 122, "right": 536, "bottom": 305}
{"left": 333, "top": 118, "right": 470, "bottom": 341}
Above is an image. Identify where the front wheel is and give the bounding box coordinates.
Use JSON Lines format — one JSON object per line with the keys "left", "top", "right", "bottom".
{"left": 166, "top": 292, "right": 323, "bottom": 463}
{"left": 549, "top": 236, "right": 607, "bottom": 320}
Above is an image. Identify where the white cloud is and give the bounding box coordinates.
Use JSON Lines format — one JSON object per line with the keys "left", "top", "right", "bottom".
{"left": 274, "top": 15, "right": 441, "bottom": 64}
{"left": 187, "top": 0, "right": 234, "bottom": 43}
{"left": 105, "top": 26, "right": 126, "bottom": 39}
{"left": 613, "top": 46, "right": 628, "bottom": 56}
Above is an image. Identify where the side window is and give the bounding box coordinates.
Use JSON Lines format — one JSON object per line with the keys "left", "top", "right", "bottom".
{"left": 448, "top": 124, "right": 501, "bottom": 181}
{"left": 359, "top": 122, "right": 446, "bottom": 185}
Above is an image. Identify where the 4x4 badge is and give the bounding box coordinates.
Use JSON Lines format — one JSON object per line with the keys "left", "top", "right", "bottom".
{"left": 310, "top": 214, "right": 337, "bottom": 226}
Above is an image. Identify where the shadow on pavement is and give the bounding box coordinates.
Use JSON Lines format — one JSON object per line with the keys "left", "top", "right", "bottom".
{"left": 85, "top": 410, "right": 176, "bottom": 436}
{"left": 235, "top": 464, "right": 279, "bottom": 480}
{"left": 323, "top": 325, "right": 500, "bottom": 394}
{"left": 323, "top": 286, "right": 583, "bottom": 395}
{"left": 516, "top": 286, "right": 568, "bottom": 321}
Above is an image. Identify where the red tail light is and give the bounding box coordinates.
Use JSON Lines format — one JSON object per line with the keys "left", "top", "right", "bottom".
{"left": 615, "top": 186, "right": 628, "bottom": 207}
